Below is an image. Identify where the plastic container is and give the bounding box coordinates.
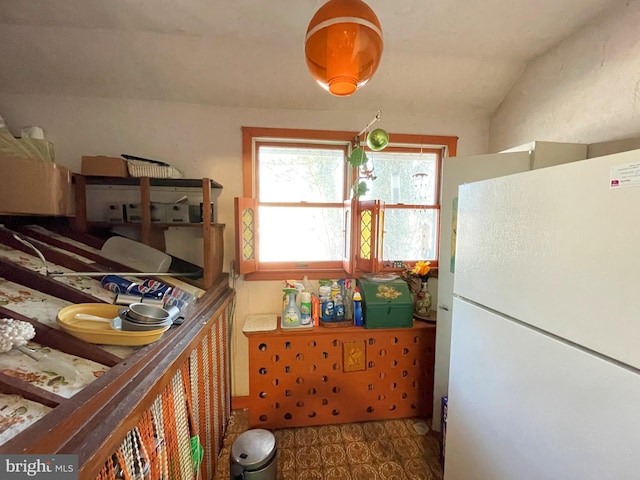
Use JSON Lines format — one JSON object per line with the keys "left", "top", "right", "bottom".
{"left": 101, "top": 275, "right": 170, "bottom": 300}
{"left": 100, "top": 236, "right": 172, "bottom": 273}
{"left": 334, "top": 294, "right": 345, "bottom": 320}
{"left": 282, "top": 289, "right": 302, "bottom": 328}
{"left": 319, "top": 286, "right": 334, "bottom": 322}
{"left": 299, "top": 291, "right": 312, "bottom": 326}
{"left": 330, "top": 280, "right": 341, "bottom": 301}
{"left": 302, "top": 276, "right": 316, "bottom": 296}
{"left": 344, "top": 279, "right": 354, "bottom": 321}
{"left": 311, "top": 294, "right": 320, "bottom": 326}
{"left": 353, "top": 288, "right": 363, "bottom": 327}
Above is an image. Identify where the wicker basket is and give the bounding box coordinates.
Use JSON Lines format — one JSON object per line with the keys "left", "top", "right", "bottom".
{"left": 126, "top": 159, "right": 183, "bottom": 179}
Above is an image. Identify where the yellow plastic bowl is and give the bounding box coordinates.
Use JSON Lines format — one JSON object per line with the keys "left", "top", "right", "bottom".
{"left": 57, "top": 303, "right": 170, "bottom": 346}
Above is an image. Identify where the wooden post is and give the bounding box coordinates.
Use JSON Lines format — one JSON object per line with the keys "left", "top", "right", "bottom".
{"left": 140, "top": 177, "right": 151, "bottom": 245}
{"left": 73, "top": 174, "right": 88, "bottom": 233}
{"left": 202, "top": 178, "right": 213, "bottom": 288}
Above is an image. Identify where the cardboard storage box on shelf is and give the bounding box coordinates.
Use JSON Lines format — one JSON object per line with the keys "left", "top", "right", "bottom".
{"left": 0, "top": 155, "right": 73, "bottom": 216}
{"left": 81, "top": 156, "right": 129, "bottom": 177}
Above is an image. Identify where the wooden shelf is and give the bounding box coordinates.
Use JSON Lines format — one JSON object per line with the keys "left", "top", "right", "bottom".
{"left": 73, "top": 174, "right": 223, "bottom": 189}
{"left": 73, "top": 175, "right": 225, "bottom": 288}
{"left": 87, "top": 221, "right": 225, "bottom": 229}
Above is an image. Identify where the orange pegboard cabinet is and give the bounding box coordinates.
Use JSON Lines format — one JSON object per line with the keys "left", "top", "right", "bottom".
{"left": 244, "top": 321, "right": 436, "bottom": 429}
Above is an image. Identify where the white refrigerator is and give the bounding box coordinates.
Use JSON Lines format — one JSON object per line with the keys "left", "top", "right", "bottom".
{"left": 444, "top": 149, "right": 640, "bottom": 479}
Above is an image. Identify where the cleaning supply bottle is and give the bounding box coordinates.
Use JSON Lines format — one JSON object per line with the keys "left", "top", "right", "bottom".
{"left": 282, "top": 288, "right": 302, "bottom": 328}
{"left": 299, "top": 291, "right": 312, "bottom": 326}
{"left": 319, "top": 285, "right": 334, "bottom": 322}
{"left": 344, "top": 279, "right": 353, "bottom": 321}
{"left": 302, "top": 275, "right": 316, "bottom": 296}
{"left": 311, "top": 294, "right": 320, "bottom": 326}
{"left": 294, "top": 282, "right": 305, "bottom": 308}
{"left": 330, "top": 280, "right": 341, "bottom": 302}
{"left": 334, "top": 293, "right": 345, "bottom": 321}
{"left": 353, "top": 287, "right": 363, "bottom": 327}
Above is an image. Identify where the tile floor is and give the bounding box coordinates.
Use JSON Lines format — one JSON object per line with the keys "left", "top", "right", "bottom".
{"left": 215, "top": 409, "right": 443, "bottom": 480}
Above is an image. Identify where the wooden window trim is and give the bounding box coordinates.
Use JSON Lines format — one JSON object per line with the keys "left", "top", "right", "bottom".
{"left": 239, "top": 127, "right": 458, "bottom": 280}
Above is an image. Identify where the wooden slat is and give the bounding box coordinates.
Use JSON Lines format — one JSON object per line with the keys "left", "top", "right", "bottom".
{"left": 0, "top": 228, "right": 106, "bottom": 274}
{"left": 73, "top": 174, "right": 88, "bottom": 233}
{"left": 0, "top": 257, "right": 102, "bottom": 304}
{"left": 50, "top": 229, "right": 106, "bottom": 250}
{"left": 79, "top": 176, "right": 223, "bottom": 189}
{"left": 0, "top": 371, "right": 65, "bottom": 408}
{"left": 16, "top": 226, "right": 135, "bottom": 272}
{"left": 0, "top": 306, "right": 121, "bottom": 367}
{"left": 140, "top": 177, "right": 151, "bottom": 245}
{"left": 203, "top": 178, "right": 213, "bottom": 289}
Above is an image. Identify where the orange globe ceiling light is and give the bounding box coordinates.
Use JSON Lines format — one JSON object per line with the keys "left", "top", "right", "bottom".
{"left": 305, "top": 0, "right": 383, "bottom": 96}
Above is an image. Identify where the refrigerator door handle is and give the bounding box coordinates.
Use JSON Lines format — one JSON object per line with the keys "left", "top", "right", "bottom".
{"left": 438, "top": 304, "right": 450, "bottom": 311}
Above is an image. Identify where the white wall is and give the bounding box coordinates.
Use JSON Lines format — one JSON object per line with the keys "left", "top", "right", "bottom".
{"left": 490, "top": 0, "right": 640, "bottom": 152}
{"left": 0, "top": 93, "right": 489, "bottom": 396}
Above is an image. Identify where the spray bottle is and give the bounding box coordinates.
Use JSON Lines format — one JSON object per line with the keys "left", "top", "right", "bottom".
{"left": 299, "top": 290, "right": 312, "bottom": 326}
{"left": 282, "top": 288, "right": 302, "bottom": 328}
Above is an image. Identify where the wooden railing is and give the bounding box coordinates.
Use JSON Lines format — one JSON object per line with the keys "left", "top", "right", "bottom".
{"left": 0, "top": 219, "right": 233, "bottom": 478}
{"left": 0, "top": 277, "right": 235, "bottom": 480}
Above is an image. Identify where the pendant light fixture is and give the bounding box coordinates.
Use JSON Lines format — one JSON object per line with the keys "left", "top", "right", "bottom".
{"left": 305, "top": 0, "right": 384, "bottom": 96}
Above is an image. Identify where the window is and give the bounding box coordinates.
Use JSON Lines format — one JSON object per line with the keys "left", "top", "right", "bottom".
{"left": 236, "top": 127, "right": 457, "bottom": 280}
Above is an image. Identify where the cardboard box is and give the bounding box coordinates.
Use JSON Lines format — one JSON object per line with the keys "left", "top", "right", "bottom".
{"left": 81, "top": 156, "right": 129, "bottom": 177}
{"left": 0, "top": 155, "right": 73, "bottom": 216}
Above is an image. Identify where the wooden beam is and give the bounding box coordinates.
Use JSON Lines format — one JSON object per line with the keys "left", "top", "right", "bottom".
{"left": 0, "top": 371, "right": 65, "bottom": 408}
{"left": 0, "top": 257, "right": 102, "bottom": 304}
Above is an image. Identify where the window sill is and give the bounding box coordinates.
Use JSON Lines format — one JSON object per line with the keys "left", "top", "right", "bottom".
{"left": 242, "top": 267, "right": 439, "bottom": 281}
{"left": 244, "top": 268, "right": 349, "bottom": 281}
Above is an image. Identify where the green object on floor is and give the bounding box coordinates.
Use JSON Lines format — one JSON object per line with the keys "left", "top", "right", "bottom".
{"left": 191, "top": 435, "right": 204, "bottom": 473}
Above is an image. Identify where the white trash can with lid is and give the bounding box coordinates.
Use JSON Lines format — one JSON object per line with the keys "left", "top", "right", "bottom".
{"left": 230, "top": 428, "right": 277, "bottom": 480}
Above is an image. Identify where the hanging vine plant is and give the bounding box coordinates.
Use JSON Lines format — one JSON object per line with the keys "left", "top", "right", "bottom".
{"left": 352, "top": 180, "right": 369, "bottom": 198}
{"left": 347, "top": 147, "right": 368, "bottom": 167}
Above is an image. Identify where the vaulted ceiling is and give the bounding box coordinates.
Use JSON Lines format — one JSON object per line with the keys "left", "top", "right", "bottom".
{"left": 0, "top": 0, "right": 623, "bottom": 116}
